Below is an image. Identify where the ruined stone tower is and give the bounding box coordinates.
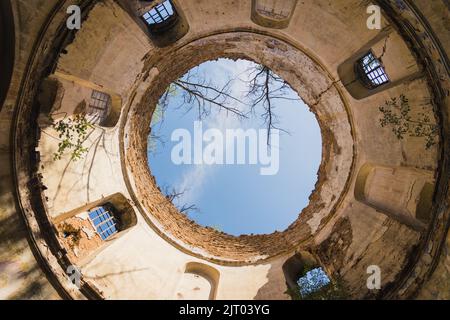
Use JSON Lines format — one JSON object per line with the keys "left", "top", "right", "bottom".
{"left": 0, "top": 0, "right": 448, "bottom": 300}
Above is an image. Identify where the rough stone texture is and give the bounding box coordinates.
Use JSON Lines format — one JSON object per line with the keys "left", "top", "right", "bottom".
{"left": 316, "top": 203, "right": 421, "bottom": 298}
{"left": 417, "top": 232, "right": 450, "bottom": 299}
{"left": 1, "top": 0, "right": 448, "bottom": 300}
{"left": 0, "top": 0, "right": 61, "bottom": 300}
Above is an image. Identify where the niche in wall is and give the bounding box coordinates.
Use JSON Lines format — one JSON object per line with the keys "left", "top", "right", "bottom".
{"left": 38, "top": 72, "right": 122, "bottom": 128}
{"left": 118, "top": 0, "right": 189, "bottom": 48}
{"left": 354, "top": 163, "right": 434, "bottom": 231}
{"left": 338, "top": 27, "right": 423, "bottom": 100}
{"left": 282, "top": 251, "right": 337, "bottom": 300}
{"left": 175, "top": 262, "right": 220, "bottom": 300}
{"left": 251, "top": 0, "right": 298, "bottom": 29}
{"left": 52, "top": 193, "right": 138, "bottom": 264}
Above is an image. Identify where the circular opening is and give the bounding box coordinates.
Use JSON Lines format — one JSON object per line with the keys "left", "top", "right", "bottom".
{"left": 126, "top": 31, "right": 354, "bottom": 262}
{"left": 148, "top": 58, "right": 322, "bottom": 235}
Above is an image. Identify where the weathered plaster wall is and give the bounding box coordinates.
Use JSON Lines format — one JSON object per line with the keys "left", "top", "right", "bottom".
{"left": 2, "top": 0, "right": 449, "bottom": 300}
{"left": 78, "top": 218, "right": 292, "bottom": 300}
{"left": 125, "top": 32, "right": 354, "bottom": 263}
{"left": 56, "top": 1, "right": 151, "bottom": 100}
{"left": 0, "top": 0, "right": 62, "bottom": 299}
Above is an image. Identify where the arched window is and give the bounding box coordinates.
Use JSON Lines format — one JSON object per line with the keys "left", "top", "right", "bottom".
{"left": 282, "top": 253, "right": 305, "bottom": 292}
{"left": 48, "top": 73, "right": 122, "bottom": 127}
{"left": 282, "top": 252, "right": 344, "bottom": 300}
{"left": 0, "top": 0, "right": 14, "bottom": 111}
{"left": 88, "top": 205, "right": 119, "bottom": 241}
{"left": 54, "top": 193, "right": 138, "bottom": 263}
{"left": 136, "top": 0, "right": 189, "bottom": 47}
{"left": 256, "top": 0, "right": 293, "bottom": 20}
{"left": 87, "top": 89, "right": 111, "bottom": 125}
{"left": 338, "top": 29, "right": 421, "bottom": 99}
{"left": 355, "top": 51, "right": 389, "bottom": 89}
{"left": 251, "top": 0, "right": 298, "bottom": 29}
{"left": 141, "top": 0, "right": 177, "bottom": 32}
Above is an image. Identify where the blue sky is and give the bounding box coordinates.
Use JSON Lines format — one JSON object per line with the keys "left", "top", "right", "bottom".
{"left": 148, "top": 59, "right": 322, "bottom": 236}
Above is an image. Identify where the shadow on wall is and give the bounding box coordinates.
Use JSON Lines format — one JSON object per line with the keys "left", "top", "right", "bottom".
{"left": 51, "top": 193, "right": 138, "bottom": 268}
{"left": 0, "top": 209, "right": 31, "bottom": 259}
{"left": 1, "top": 261, "right": 55, "bottom": 299}
{"left": 36, "top": 74, "right": 123, "bottom": 206}
{"left": 175, "top": 262, "right": 220, "bottom": 300}
{"left": 0, "top": 0, "right": 14, "bottom": 111}
{"left": 38, "top": 73, "right": 122, "bottom": 128}
{"left": 83, "top": 266, "right": 150, "bottom": 282}
{"left": 0, "top": 196, "right": 58, "bottom": 299}
{"left": 53, "top": 192, "right": 137, "bottom": 228}
{"left": 39, "top": 127, "right": 118, "bottom": 206}
{"left": 338, "top": 26, "right": 423, "bottom": 100}
{"left": 253, "top": 250, "right": 350, "bottom": 300}
{"left": 354, "top": 163, "right": 434, "bottom": 231}
{"left": 253, "top": 257, "right": 296, "bottom": 300}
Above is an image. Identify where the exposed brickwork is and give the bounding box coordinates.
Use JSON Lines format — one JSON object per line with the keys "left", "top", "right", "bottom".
{"left": 124, "top": 32, "right": 354, "bottom": 262}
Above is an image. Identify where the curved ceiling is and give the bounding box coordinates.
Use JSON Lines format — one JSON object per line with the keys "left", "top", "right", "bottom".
{"left": 2, "top": 0, "right": 449, "bottom": 300}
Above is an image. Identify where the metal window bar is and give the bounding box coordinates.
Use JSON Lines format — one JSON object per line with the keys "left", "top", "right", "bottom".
{"left": 89, "top": 90, "right": 109, "bottom": 111}
{"left": 88, "top": 207, "right": 118, "bottom": 240}
{"left": 91, "top": 211, "right": 115, "bottom": 226}
{"left": 256, "top": 0, "right": 295, "bottom": 20}
{"left": 142, "top": 0, "right": 174, "bottom": 25}
{"left": 257, "top": 5, "right": 290, "bottom": 19}
{"left": 358, "top": 52, "right": 389, "bottom": 88}
{"left": 97, "top": 221, "right": 117, "bottom": 240}
{"left": 88, "top": 90, "right": 110, "bottom": 122}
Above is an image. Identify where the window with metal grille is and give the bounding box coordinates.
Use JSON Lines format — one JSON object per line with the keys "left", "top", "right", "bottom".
{"left": 88, "top": 90, "right": 110, "bottom": 119}
{"left": 356, "top": 51, "right": 389, "bottom": 89}
{"left": 142, "top": 0, "right": 175, "bottom": 26}
{"left": 255, "top": 0, "right": 296, "bottom": 20}
{"left": 88, "top": 206, "right": 118, "bottom": 241}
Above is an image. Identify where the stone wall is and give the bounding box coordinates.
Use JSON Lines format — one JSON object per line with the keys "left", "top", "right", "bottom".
{"left": 1, "top": 0, "right": 448, "bottom": 300}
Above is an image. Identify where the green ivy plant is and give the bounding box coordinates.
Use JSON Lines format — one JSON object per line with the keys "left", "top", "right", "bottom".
{"left": 52, "top": 113, "right": 93, "bottom": 161}
{"left": 379, "top": 94, "right": 438, "bottom": 149}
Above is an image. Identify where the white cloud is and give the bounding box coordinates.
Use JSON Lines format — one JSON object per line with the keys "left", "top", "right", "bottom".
{"left": 173, "top": 59, "right": 256, "bottom": 207}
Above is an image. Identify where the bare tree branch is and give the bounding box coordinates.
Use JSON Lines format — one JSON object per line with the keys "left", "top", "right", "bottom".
{"left": 161, "top": 185, "right": 201, "bottom": 215}
{"left": 179, "top": 203, "right": 200, "bottom": 214}
{"left": 244, "top": 65, "right": 291, "bottom": 144}
{"left": 151, "top": 63, "right": 296, "bottom": 147}
{"left": 173, "top": 80, "right": 247, "bottom": 119}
